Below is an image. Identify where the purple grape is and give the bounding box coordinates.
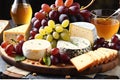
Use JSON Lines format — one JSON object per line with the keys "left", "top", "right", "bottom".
{"left": 111, "top": 35, "right": 119, "bottom": 43}
{"left": 110, "top": 43, "right": 118, "bottom": 50}
{"left": 49, "top": 10, "right": 59, "bottom": 22}
{"left": 41, "top": 18, "right": 48, "bottom": 26}
{"left": 15, "top": 40, "right": 24, "bottom": 55}
{"left": 80, "top": 9, "right": 91, "bottom": 22}
{"left": 32, "top": 28, "right": 39, "bottom": 33}
{"left": 59, "top": 14, "right": 69, "bottom": 23}
{"left": 5, "top": 44, "right": 15, "bottom": 56}
{"left": 69, "top": 15, "right": 77, "bottom": 22}
{"left": 92, "top": 44, "right": 101, "bottom": 50}
{"left": 116, "top": 40, "right": 120, "bottom": 50}
{"left": 58, "top": 6, "right": 69, "bottom": 14}
{"left": 50, "top": 55, "right": 59, "bottom": 65}
{"left": 31, "top": 17, "right": 37, "bottom": 24}
{"left": 71, "top": 2, "right": 80, "bottom": 8}
{"left": 75, "top": 14, "right": 84, "bottom": 21}
{"left": 102, "top": 41, "right": 109, "bottom": 48}
{"left": 53, "top": 53, "right": 60, "bottom": 60}
{"left": 60, "top": 53, "right": 70, "bottom": 63}
{"left": 33, "top": 19, "right": 41, "bottom": 29}
{"left": 69, "top": 6, "right": 80, "bottom": 15}
{"left": 50, "top": 4, "right": 56, "bottom": 10}
{"left": 39, "top": 9, "right": 46, "bottom": 15}
{"left": 94, "top": 38, "right": 105, "bottom": 45}
{"left": 30, "top": 30, "right": 37, "bottom": 38}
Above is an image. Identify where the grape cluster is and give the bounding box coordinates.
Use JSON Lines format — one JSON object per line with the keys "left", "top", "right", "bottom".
{"left": 1, "top": 35, "right": 25, "bottom": 56}
{"left": 92, "top": 35, "right": 120, "bottom": 51}
{"left": 41, "top": 48, "right": 70, "bottom": 65}
{"left": 35, "top": 20, "right": 70, "bottom": 48}
{"left": 30, "top": 0, "right": 91, "bottom": 40}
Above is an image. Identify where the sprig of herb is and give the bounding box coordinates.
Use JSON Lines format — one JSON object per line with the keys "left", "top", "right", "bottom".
{"left": 15, "top": 55, "right": 26, "bottom": 62}
{"left": 43, "top": 55, "right": 51, "bottom": 66}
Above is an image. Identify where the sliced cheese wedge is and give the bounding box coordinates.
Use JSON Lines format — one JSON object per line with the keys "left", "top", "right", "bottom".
{"left": 22, "top": 39, "right": 52, "bottom": 60}
{"left": 3, "top": 24, "right": 31, "bottom": 44}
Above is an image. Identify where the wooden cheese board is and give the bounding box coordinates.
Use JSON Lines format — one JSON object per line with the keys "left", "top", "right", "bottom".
{"left": 0, "top": 46, "right": 119, "bottom": 76}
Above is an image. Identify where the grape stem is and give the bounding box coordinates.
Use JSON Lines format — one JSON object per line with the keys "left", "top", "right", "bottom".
{"left": 10, "top": 39, "right": 17, "bottom": 43}
{"left": 80, "top": 0, "right": 95, "bottom": 10}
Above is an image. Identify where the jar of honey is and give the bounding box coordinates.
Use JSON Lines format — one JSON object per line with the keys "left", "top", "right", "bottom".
{"left": 10, "top": 0, "right": 32, "bottom": 26}
{"left": 91, "top": 9, "right": 120, "bottom": 40}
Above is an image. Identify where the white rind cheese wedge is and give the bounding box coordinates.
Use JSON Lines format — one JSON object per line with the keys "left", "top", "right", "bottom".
{"left": 22, "top": 39, "right": 52, "bottom": 60}
{"left": 69, "top": 22, "right": 97, "bottom": 44}
{"left": 57, "top": 37, "right": 91, "bottom": 58}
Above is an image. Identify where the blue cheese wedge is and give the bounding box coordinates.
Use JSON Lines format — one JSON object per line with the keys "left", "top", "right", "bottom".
{"left": 57, "top": 37, "right": 91, "bottom": 58}
{"left": 22, "top": 39, "right": 52, "bottom": 60}
{"left": 69, "top": 22, "right": 97, "bottom": 44}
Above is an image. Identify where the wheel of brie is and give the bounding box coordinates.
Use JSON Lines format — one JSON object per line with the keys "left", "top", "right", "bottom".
{"left": 22, "top": 39, "right": 52, "bottom": 60}
{"left": 57, "top": 37, "right": 91, "bottom": 58}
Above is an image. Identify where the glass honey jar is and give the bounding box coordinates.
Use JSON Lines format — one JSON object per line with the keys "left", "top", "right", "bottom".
{"left": 10, "top": 0, "right": 32, "bottom": 26}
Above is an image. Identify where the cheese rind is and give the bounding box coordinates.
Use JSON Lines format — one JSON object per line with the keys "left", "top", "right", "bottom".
{"left": 22, "top": 39, "right": 52, "bottom": 60}
{"left": 69, "top": 22, "right": 97, "bottom": 44}
{"left": 3, "top": 24, "right": 31, "bottom": 44}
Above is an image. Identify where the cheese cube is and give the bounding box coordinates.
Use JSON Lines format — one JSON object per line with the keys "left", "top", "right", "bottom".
{"left": 3, "top": 24, "right": 31, "bottom": 44}
{"left": 69, "top": 22, "right": 97, "bottom": 44}
{"left": 0, "top": 20, "right": 10, "bottom": 42}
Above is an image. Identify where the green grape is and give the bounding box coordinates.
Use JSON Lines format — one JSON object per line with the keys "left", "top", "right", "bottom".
{"left": 51, "top": 40, "right": 57, "bottom": 48}
{"left": 48, "top": 20, "right": 55, "bottom": 28}
{"left": 63, "top": 29, "right": 69, "bottom": 33}
{"left": 56, "top": 24, "right": 61, "bottom": 26}
{"left": 46, "top": 34, "right": 53, "bottom": 42}
{"left": 52, "top": 31, "right": 60, "bottom": 39}
{"left": 43, "top": 35, "right": 47, "bottom": 40}
{"left": 44, "top": 26, "right": 53, "bottom": 34}
{"left": 55, "top": 25, "right": 63, "bottom": 33}
{"left": 60, "top": 32, "right": 70, "bottom": 41}
{"left": 61, "top": 20, "right": 69, "bottom": 28}
{"left": 39, "top": 28, "right": 46, "bottom": 35}
{"left": 35, "top": 34, "right": 43, "bottom": 39}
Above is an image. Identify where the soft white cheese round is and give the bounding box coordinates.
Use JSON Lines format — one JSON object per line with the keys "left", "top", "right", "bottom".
{"left": 22, "top": 39, "right": 52, "bottom": 60}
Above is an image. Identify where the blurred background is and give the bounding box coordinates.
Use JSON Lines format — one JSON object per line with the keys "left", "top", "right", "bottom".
{"left": 0, "top": 0, "right": 119, "bottom": 20}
